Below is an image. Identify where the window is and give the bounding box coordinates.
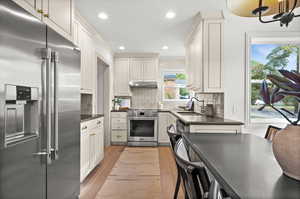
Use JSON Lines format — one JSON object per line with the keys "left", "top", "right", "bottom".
{"left": 163, "top": 71, "right": 190, "bottom": 101}
{"left": 250, "top": 43, "right": 300, "bottom": 123}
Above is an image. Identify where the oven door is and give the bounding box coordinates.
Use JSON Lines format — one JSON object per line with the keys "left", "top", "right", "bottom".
{"left": 128, "top": 117, "right": 157, "bottom": 142}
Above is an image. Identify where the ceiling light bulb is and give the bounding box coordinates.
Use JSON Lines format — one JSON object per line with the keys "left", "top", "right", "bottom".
{"left": 162, "top": 46, "right": 169, "bottom": 50}
{"left": 165, "top": 11, "right": 176, "bottom": 19}
{"left": 98, "top": 12, "right": 108, "bottom": 20}
{"left": 119, "top": 46, "right": 125, "bottom": 50}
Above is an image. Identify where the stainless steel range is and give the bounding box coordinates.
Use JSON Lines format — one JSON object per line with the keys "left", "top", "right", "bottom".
{"left": 128, "top": 109, "right": 158, "bottom": 146}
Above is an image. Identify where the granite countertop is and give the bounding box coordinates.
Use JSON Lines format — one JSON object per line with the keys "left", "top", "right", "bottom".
{"left": 80, "top": 114, "right": 104, "bottom": 122}
{"left": 111, "top": 110, "right": 128, "bottom": 112}
{"left": 163, "top": 109, "right": 243, "bottom": 125}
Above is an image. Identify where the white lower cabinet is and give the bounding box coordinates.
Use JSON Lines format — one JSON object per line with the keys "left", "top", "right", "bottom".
{"left": 158, "top": 112, "right": 177, "bottom": 144}
{"left": 111, "top": 112, "right": 127, "bottom": 144}
{"left": 80, "top": 117, "right": 104, "bottom": 182}
{"left": 80, "top": 122, "right": 89, "bottom": 182}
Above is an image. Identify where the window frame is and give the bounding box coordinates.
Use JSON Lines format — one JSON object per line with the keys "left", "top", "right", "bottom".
{"left": 162, "top": 69, "right": 190, "bottom": 102}
{"left": 245, "top": 32, "right": 300, "bottom": 127}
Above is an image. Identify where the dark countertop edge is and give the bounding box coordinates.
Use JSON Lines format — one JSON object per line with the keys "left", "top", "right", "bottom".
{"left": 111, "top": 110, "right": 128, "bottom": 112}
{"left": 80, "top": 114, "right": 104, "bottom": 122}
{"left": 169, "top": 111, "right": 244, "bottom": 126}
{"left": 182, "top": 133, "right": 241, "bottom": 199}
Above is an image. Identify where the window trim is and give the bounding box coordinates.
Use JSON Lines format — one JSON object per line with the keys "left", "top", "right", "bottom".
{"left": 245, "top": 32, "right": 300, "bottom": 127}
{"left": 162, "top": 69, "right": 190, "bottom": 102}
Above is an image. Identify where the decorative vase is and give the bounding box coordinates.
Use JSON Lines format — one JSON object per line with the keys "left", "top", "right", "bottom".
{"left": 272, "top": 125, "right": 300, "bottom": 181}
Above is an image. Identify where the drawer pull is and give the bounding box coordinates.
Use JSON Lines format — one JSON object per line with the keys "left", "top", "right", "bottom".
{"left": 82, "top": 126, "right": 87, "bottom": 130}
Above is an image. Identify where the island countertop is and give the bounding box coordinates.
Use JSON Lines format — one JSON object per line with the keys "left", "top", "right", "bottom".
{"left": 183, "top": 133, "right": 300, "bottom": 199}
{"left": 171, "top": 111, "right": 243, "bottom": 125}
{"left": 160, "top": 110, "right": 244, "bottom": 125}
{"left": 80, "top": 114, "right": 104, "bottom": 122}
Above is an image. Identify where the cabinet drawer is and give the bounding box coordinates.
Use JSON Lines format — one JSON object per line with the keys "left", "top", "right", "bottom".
{"left": 111, "top": 112, "right": 127, "bottom": 118}
{"left": 190, "top": 125, "right": 242, "bottom": 134}
{"left": 111, "top": 130, "right": 127, "bottom": 142}
{"left": 111, "top": 118, "right": 127, "bottom": 129}
{"left": 89, "top": 117, "right": 104, "bottom": 129}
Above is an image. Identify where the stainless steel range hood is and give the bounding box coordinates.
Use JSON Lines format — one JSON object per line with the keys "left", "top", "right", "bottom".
{"left": 129, "top": 80, "right": 158, "bottom": 88}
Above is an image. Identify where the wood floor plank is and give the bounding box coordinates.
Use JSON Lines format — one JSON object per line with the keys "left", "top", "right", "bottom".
{"left": 96, "top": 147, "right": 161, "bottom": 199}
{"left": 159, "top": 146, "right": 184, "bottom": 199}
{"left": 79, "top": 146, "right": 125, "bottom": 199}
{"left": 80, "top": 146, "right": 184, "bottom": 199}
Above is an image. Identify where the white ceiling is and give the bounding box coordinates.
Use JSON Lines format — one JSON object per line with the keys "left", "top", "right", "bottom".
{"left": 75, "top": 0, "right": 227, "bottom": 56}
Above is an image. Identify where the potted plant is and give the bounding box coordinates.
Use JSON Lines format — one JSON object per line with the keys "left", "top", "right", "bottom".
{"left": 260, "top": 69, "right": 300, "bottom": 181}
{"left": 112, "top": 98, "right": 122, "bottom": 110}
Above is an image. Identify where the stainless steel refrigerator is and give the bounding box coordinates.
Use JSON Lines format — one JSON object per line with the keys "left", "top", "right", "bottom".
{"left": 0, "top": 0, "right": 81, "bottom": 198}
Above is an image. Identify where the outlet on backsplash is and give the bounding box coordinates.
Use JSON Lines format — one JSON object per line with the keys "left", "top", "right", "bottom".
{"left": 194, "top": 93, "right": 224, "bottom": 118}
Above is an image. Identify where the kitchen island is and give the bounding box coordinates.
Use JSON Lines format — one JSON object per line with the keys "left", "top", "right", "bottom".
{"left": 167, "top": 110, "right": 243, "bottom": 134}
{"left": 183, "top": 133, "right": 300, "bottom": 199}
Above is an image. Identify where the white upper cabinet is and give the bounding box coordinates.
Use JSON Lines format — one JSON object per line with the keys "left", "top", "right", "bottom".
{"left": 13, "top": 0, "right": 73, "bottom": 41}
{"left": 42, "top": 0, "right": 73, "bottom": 40}
{"left": 143, "top": 58, "right": 158, "bottom": 80}
{"left": 129, "top": 58, "right": 158, "bottom": 81}
{"left": 129, "top": 58, "right": 144, "bottom": 81}
{"left": 114, "top": 58, "right": 131, "bottom": 96}
{"left": 12, "top": 0, "right": 42, "bottom": 19}
{"left": 78, "top": 24, "right": 96, "bottom": 92}
{"left": 113, "top": 55, "right": 158, "bottom": 96}
{"left": 186, "top": 12, "right": 224, "bottom": 93}
{"left": 203, "top": 20, "right": 223, "bottom": 92}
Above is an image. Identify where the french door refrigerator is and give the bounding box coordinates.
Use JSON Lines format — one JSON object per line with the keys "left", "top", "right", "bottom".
{"left": 0, "top": 0, "right": 81, "bottom": 198}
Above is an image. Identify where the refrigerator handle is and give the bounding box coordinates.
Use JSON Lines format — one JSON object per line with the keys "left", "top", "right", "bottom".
{"left": 41, "top": 48, "right": 53, "bottom": 165}
{"left": 51, "top": 51, "right": 59, "bottom": 161}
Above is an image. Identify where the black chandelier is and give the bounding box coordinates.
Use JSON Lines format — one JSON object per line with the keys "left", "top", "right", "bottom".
{"left": 252, "top": 0, "right": 300, "bottom": 27}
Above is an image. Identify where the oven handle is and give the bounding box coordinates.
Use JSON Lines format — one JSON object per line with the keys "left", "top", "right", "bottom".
{"left": 128, "top": 117, "right": 158, "bottom": 120}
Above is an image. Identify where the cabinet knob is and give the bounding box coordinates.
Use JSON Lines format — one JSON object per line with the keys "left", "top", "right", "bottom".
{"left": 43, "top": 13, "right": 49, "bottom": 18}
{"left": 37, "top": 9, "right": 44, "bottom": 14}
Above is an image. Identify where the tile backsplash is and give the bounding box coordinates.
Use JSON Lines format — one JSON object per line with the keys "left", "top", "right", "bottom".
{"left": 131, "top": 88, "right": 159, "bottom": 109}
{"left": 81, "top": 93, "right": 93, "bottom": 115}
{"left": 194, "top": 93, "right": 224, "bottom": 118}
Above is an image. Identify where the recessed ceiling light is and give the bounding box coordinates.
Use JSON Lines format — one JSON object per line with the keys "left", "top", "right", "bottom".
{"left": 119, "top": 46, "right": 125, "bottom": 50}
{"left": 162, "top": 46, "right": 169, "bottom": 50}
{"left": 98, "top": 12, "right": 108, "bottom": 20}
{"left": 165, "top": 11, "right": 176, "bottom": 19}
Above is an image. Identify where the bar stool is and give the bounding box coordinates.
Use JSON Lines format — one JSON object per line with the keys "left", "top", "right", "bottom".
{"left": 208, "top": 180, "right": 231, "bottom": 199}
{"left": 174, "top": 138, "right": 211, "bottom": 199}
{"left": 167, "top": 124, "right": 183, "bottom": 199}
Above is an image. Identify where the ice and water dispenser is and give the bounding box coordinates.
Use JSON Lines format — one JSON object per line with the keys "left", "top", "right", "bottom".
{"left": 4, "top": 84, "right": 39, "bottom": 147}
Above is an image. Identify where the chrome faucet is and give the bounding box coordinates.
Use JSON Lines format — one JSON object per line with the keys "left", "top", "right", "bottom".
{"left": 189, "top": 97, "right": 205, "bottom": 113}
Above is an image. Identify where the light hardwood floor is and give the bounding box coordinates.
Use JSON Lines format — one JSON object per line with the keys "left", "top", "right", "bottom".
{"left": 80, "top": 146, "right": 184, "bottom": 199}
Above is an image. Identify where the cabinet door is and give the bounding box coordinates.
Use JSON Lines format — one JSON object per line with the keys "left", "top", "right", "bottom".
{"left": 97, "top": 119, "right": 104, "bottom": 163}
{"left": 43, "top": 0, "right": 72, "bottom": 38}
{"left": 89, "top": 133, "right": 96, "bottom": 171}
{"left": 114, "top": 58, "right": 131, "bottom": 96}
{"left": 203, "top": 20, "right": 223, "bottom": 93}
{"left": 143, "top": 58, "right": 158, "bottom": 80}
{"left": 80, "top": 124, "right": 89, "bottom": 182}
{"left": 78, "top": 27, "right": 95, "bottom": 91}
{"left": 158, "top": 113, "right": 170, "bottom": 143}
{"left": 78, "top": 27, "right": 87, "bottom": 90}
{"left": 13, "top": 0, "right": 42, "bottom": 19}
{"left": 72, "top": 20, "right": 79, "bottom": 46}
{"left": 129, "top": 58, "right": 144, "bottom": 81}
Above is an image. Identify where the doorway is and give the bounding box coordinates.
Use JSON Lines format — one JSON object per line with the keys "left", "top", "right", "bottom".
{"left": 96, "top": 56, "right": 110, "bottom": 146}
